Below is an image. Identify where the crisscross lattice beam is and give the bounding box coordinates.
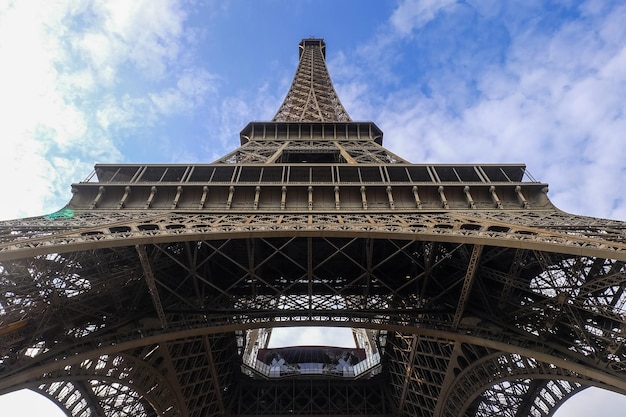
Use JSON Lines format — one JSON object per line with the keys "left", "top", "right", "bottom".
{"left": 272, "top": 39, "right": 351, "bottom": 122}
{"left": 2, "top": 37, "right": 626, "bottom": 417}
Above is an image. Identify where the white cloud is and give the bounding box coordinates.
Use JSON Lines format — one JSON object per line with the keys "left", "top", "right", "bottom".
{"left": 214, "top": 96, "right": 252, "bottom": 149}
{"left": 390, "top": 0, "right": 457, "bottom": 36}
{"left": 370, "top": 1, "right": 626, "bottom": 220}
{"left": 150, "top": 68, "right": 218, "bottom": 115}
{"left": 0, "top": 0, "right": 215, "bottom": 220}
{"left": 96, "top": 94, "right": 151, "bottom": 131}
{"left": 328, "top": 51, "right": 373, "bottom": 120}
{"left": 269, "top": 327, "right": 355, "bottom": 348}
{"left": 73, "top": 0, "right": 187, "bottom": 82}
{"left": 0, "top": 1, "right": 624, "bottom": 415}
{"left": 0, "top": 1, "right": 88, "bottom": 219}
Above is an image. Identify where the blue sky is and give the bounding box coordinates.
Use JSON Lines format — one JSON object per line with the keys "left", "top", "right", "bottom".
{"left": 1, "top": 0, "right": 626, "bottom": 415}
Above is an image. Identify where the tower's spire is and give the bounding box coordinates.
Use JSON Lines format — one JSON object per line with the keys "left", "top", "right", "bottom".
{"left": 3, "top": 37, "right": 626, "bottom": 417}
{"left": 272, "top": 38, "right": 351, "bottom": 122}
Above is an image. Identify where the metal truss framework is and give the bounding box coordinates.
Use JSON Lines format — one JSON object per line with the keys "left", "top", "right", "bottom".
{"left": 1, "top": 38, "right": 626, "bottom": 417}
{"left": 273, "top": 38, "right": 351, "bottom": 122}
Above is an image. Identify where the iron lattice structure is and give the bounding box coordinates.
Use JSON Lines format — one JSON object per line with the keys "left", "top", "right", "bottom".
{"left": 1, "top": 38, "right": 626, "bottom": 417}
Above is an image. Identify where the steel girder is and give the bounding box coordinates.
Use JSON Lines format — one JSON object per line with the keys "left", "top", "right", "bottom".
{"left": 2, "top": 36, "right": 626, "bottom": 416}
{"left": 272, "top": 39, "right": 351, "bottom": 123}
{"left": 2, "top": 228, "right": 626, "bottom": 416}
{"left": 1, "top": 210, "right": 625, "bottom": 262}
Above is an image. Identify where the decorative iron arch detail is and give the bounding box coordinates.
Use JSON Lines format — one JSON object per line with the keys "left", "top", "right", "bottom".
{"left": 2, "top": 37, "right": 626, "bottom": 417}
{"left": 25, "top": 352, "right": 184, "bottom": 417}
{"left": 1, "top": 211, "right": 626, "bottom": 262}
{"left": 440, "top": 351, "right": 621, "bottom": 417}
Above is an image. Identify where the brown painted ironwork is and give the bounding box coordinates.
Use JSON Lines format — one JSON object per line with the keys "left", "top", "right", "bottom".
{"left": 1, "top": 38, "right": 625, "bottom": 417}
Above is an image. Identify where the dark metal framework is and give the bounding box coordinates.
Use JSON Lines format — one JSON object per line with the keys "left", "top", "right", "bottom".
{"left": 1, "top": 38, "right": 625, "bottom": 417}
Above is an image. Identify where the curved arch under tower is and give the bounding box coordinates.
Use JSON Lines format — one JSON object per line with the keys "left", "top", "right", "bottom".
{"left": 1, "top": 38, "right": 626, "bottom": 417}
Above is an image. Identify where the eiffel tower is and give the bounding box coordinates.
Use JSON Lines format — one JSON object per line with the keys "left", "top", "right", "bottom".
{"left": 1, "top": 37, "right": 626, "bottom": 417}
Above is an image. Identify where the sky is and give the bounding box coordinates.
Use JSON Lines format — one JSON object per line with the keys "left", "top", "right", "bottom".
{"left": 0, "top": 0, "right": 625, "bottom": 415}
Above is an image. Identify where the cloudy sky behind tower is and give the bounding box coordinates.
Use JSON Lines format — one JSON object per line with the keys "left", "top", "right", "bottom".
{"left": 0, "top": 0, "right": 625, "bottom": 415}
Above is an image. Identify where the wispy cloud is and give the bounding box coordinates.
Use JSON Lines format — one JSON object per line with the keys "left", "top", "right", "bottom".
{"left": 336, "top": 0, "right": 626, "bottom": 220}
{"left": 390, "top": 0, "right": 457, "bottom": 36}
{"left": 0, "top": 0, "right": 219, "bottom": 219}
{"left": 70, "top": 0, "right": 187, "bottom": 82}
{"left": 150, "top": 68, "right": 218, "bottom": 116}
{"left": 1, "top": 1, "right": 625, "bottom": 415}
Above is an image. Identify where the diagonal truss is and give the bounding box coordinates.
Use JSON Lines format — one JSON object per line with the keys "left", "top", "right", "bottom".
{"left": 1, "top": 38, "right": 626, "bottom": 417}
{"left": 273, "top": 39, "right": 351, "bottom": 122}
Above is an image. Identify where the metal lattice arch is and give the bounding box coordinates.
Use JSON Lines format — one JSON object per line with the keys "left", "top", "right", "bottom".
{"left": 1, "top": 38, "right": 626, "bottom": 417}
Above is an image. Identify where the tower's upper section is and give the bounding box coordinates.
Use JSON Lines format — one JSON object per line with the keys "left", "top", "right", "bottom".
{"left": 68, "top": 38, "right": 549, "bottom": 214}
{"left": 272, "top": 38, "right": 352, "bottom": 122}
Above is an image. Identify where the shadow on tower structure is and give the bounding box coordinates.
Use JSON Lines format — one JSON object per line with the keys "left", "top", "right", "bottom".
{"left": 1, "top": 38, "right": 626, "bottom": 417}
